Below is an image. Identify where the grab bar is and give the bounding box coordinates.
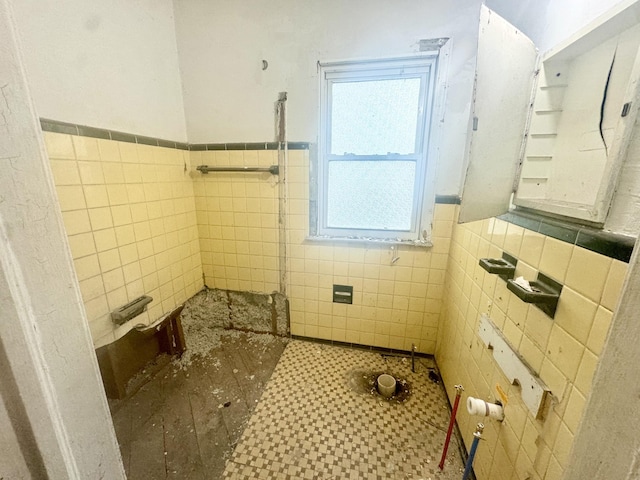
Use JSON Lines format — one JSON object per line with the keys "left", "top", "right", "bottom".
{"left": 196, "top": 165, "right": 279, "bottom": 175}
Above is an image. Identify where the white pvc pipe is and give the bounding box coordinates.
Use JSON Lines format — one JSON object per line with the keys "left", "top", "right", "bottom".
{"left": 467, "top": 396, "right": 504, "bottom": 421}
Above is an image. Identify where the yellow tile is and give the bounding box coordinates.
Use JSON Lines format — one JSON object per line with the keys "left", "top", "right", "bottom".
{"left": 93, "top": 229, "right": 118, "bottom": 252}
{"left": 122, "top": 163, "right": 142, "bottom": 184}
{"left": 50, "top": 159, "right": 81, "bottom": 185}
{"left": 539, "top": 358, "right": 568, "bottom": 402}
{"left": 586, "top": 306, "right": 613, "bottom": 355}
{"left": 491, "top": 218, "right": 508, "bottom": 248}
{"left": 55, "top": 185, "right": 86, "bottom": 211}
{"left": 539, "top": 238, "right": 573, "bottom": 282}
{"left": 72, "top": 136, "right": 100, "bottom": 161}
{"left": 110, "top": 205, "right": 132, "bottom": 226}
{"left": 574, "top": 349, "right": 598, "bottom": 395}
{"left": 434, "top": 203, "right": 456, "bottom": 221}
{"left": 564, "top": 247, "right": 611, "bottom": 302}
{"left": 102, "top": 162, "right": 125, "bottom": 184}
{"left": 552, "top": 420, "right": 573, "bottom": 467}
{"left": 67, "top": 232, "right": 96, "bottom": 259}
{"left": 83, "top": 185, "right": 109, "bottom": 208}
{"left": 115, "top": 225, "right": 136, "bottom": 246}
{"left": 107, "top": 286, "right": 128, "bottom": 311}
{"left": 84, "top": 296, "right": 109, "bottom": 322}
{"left": 519, "top": 230, "right": 545, "bottom": 268}
{"left": 126, "top": 184, "right": 146, "bottom": 204}
{"left": 545, "top": 455, "right": 564, "bottom": 480}
{"left": 107, "top": 184, "right": 129, "bottom": 205}
{"left": 78, "top": 161, "right": 105, "bottom": 184}
{"left": 601, "top": 260, "right": 627, "bottom": 311}
{"left": 523, "top": 305, "right": 553, "bottom": 349}
{"left": 88, "top": 207, "right": 113, "bottom": 230}
{"left": 119, "top": 244, "right": 139, "bottom": 265}
{"left": 503, "top": 223, "right": 524, "bottom": 257}
{"left": 97, "top": 139, "right": 121, "bottom": 162}
{"left": 102, "top": 268, "right": 124, "bottom": 293}
{"left": 562, "top": 387, "right": 586, "bottom": 434}
{"left": 554, "top": 287, "right": 597, "bottom": 344}
{"left": 78, "top": 275, "right": 105, "bottom": 302}
{"left": 44, "top": 132, "right": 75, "bottom": 159}
{"left": 62, "top": 210, "right": 91, "bottom": 235}
{"left": 118, "top": 141, "right": 139, "bottom": 163}
{"left": 123, "top": 262, "right": 142, "bottom": 283}
{"left": 73, "top": 255, "right": 101, "bottom": 281}
{"left": 98, "top": 248, "right": 121, "bottom": 272}
{"left": 546, "top": 325, "right": 584, "bottom": 381}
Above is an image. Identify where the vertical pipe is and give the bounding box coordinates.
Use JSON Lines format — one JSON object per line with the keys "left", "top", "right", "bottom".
{"left": 462, "top": 423, "right": 484, "bottom": 480}
{"left": 276, "top": 92, "right": 288, "bottom": 296}
{"left": 411, "top": 344, "right": 416, "bottom": 373}
{"left": 439, "top": 384, "right": 464, "bottom": 470}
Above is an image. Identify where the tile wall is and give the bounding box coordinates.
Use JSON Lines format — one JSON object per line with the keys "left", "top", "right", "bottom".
{"left": 285, "top": 149, "right": 455, "bottom": 354}
{"left": 45, "top": 132, "right": 203, "bottom": 347}
{"left": 436, "top": 211, "right": 627, "bottom": 480}
{"left": 190, "top": 149, "right": 280, "bottom": 293}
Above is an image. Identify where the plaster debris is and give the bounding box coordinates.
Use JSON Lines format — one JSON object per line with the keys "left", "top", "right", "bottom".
{"left": 172, "top": 287, "right": 288, "bottom": 370}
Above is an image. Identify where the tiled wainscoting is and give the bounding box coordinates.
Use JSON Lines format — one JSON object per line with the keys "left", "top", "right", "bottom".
{"left": 190, "top": 149, "right": 281, "bottom": 293}
{"left": 437, "top": 211, "right": 628, "bottom": 480}
{"left": 44, "top": 132, "right": 203, "bottom": 347}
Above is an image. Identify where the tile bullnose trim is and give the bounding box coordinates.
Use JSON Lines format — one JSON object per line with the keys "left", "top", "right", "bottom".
{"left": 435, "top": 195, "right": 461, "bottom": 205}
{"left": 40, "top": 118, "right": 311, "bottom": 151}
{"left": 499, "top": 210, "right": 635, "bottom": 263}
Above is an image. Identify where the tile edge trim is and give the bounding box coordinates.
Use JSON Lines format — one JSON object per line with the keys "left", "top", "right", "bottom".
{"left": 499, "top": 210, "right": 635, "bottom": 263}
{"left": 40, "top": 118, "right": 310, "bottom": 151}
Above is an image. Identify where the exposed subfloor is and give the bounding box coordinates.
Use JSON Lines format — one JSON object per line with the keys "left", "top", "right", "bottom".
{"left": 110, "top": 336, "right": 465, "bottom": 480}
{"left": 223, "top": 340, "right": 465, "bottom": 479}
{"left": 110, "top": 331, "right": 289, "bottom": 479}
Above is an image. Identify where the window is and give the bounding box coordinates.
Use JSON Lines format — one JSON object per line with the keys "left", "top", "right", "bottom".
{"left": 315, "top": 57, "right": 438, "bottom": 243}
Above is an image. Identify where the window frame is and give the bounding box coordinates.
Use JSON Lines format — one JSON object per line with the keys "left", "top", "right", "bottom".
{"left": 316, "top": 56, "right": 439, "bottom": 243}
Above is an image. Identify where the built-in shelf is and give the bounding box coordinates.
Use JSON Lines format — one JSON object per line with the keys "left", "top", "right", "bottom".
{"left": 535, "top": 109, "right": 564, "bottom": 114}
{"left": 479, "top": 252, "right": 517, "bottom": 281}
{"left": 530, "top": 133, "right": 558, "bottom": 137}
{"left": 506, "top": 272, "right": 562, "bottom": 318}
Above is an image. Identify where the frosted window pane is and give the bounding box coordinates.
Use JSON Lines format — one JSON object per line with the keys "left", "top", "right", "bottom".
{"left": 331, "top": 78, "right": 421, "bottom": 155}
{"left": 327, "top": 161, "right": 415, "bottom": 231}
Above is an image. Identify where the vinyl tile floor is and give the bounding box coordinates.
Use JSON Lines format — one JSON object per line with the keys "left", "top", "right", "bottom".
{"left": 223, "top": 340, "right": 465, "bottom": 479}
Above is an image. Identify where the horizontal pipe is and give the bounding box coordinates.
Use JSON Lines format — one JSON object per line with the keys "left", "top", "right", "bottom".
{"left": 196, "top": 164, "right": 279, "bottom": 175}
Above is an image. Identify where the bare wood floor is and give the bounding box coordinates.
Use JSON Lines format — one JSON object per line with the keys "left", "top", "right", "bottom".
{"left": 109, "top": 332, "right": 288, "bottom": 480}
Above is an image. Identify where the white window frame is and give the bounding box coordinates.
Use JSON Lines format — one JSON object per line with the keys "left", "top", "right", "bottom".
{"left": 315, "top": 56, "right": 439, "bottom": 243}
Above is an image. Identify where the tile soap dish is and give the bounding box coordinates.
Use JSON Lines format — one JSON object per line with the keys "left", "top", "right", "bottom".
{"left": 507, "top": 272, "right": 562, "bottom": 318}
{"left": 479, "top": 252, "right": 517, "bottom": 280}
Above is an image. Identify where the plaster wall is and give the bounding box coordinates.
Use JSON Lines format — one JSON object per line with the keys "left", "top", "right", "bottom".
{"left": 487, "top": 0, "right": 626, "bottom": 53}
{"left": 173, "top": 0, "right": 481, "bottom": 195}
{"left": 10, "top": 0, "right": 188, "bottom": 142}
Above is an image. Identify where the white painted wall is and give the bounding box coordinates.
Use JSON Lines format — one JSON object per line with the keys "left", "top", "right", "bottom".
{"left": 487, "top": 0, "right": 627, "bottom": 53}
{"left": 10, "top": 0, "right": 188, "bottom": 142}
{"left": 173, "top": 0, "right": 482, "bottom": 194}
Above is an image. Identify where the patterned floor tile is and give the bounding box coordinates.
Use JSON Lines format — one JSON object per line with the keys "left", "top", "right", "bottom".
{"left": 223, "top": 340, "right": 465, "bottom": 479}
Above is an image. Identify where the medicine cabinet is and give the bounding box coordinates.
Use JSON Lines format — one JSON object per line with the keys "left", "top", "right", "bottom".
{"left": 459, "top": 1, "right": 640, "bottom": 225}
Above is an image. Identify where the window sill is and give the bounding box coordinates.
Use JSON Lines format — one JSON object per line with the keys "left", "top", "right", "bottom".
{"left": 304, "top": 235, "right": 433, "bottom": 248}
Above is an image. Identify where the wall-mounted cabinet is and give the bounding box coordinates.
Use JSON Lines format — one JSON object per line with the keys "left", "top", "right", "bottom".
{"left": 459, "top": 1, "right": 640, "bottom": 226}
